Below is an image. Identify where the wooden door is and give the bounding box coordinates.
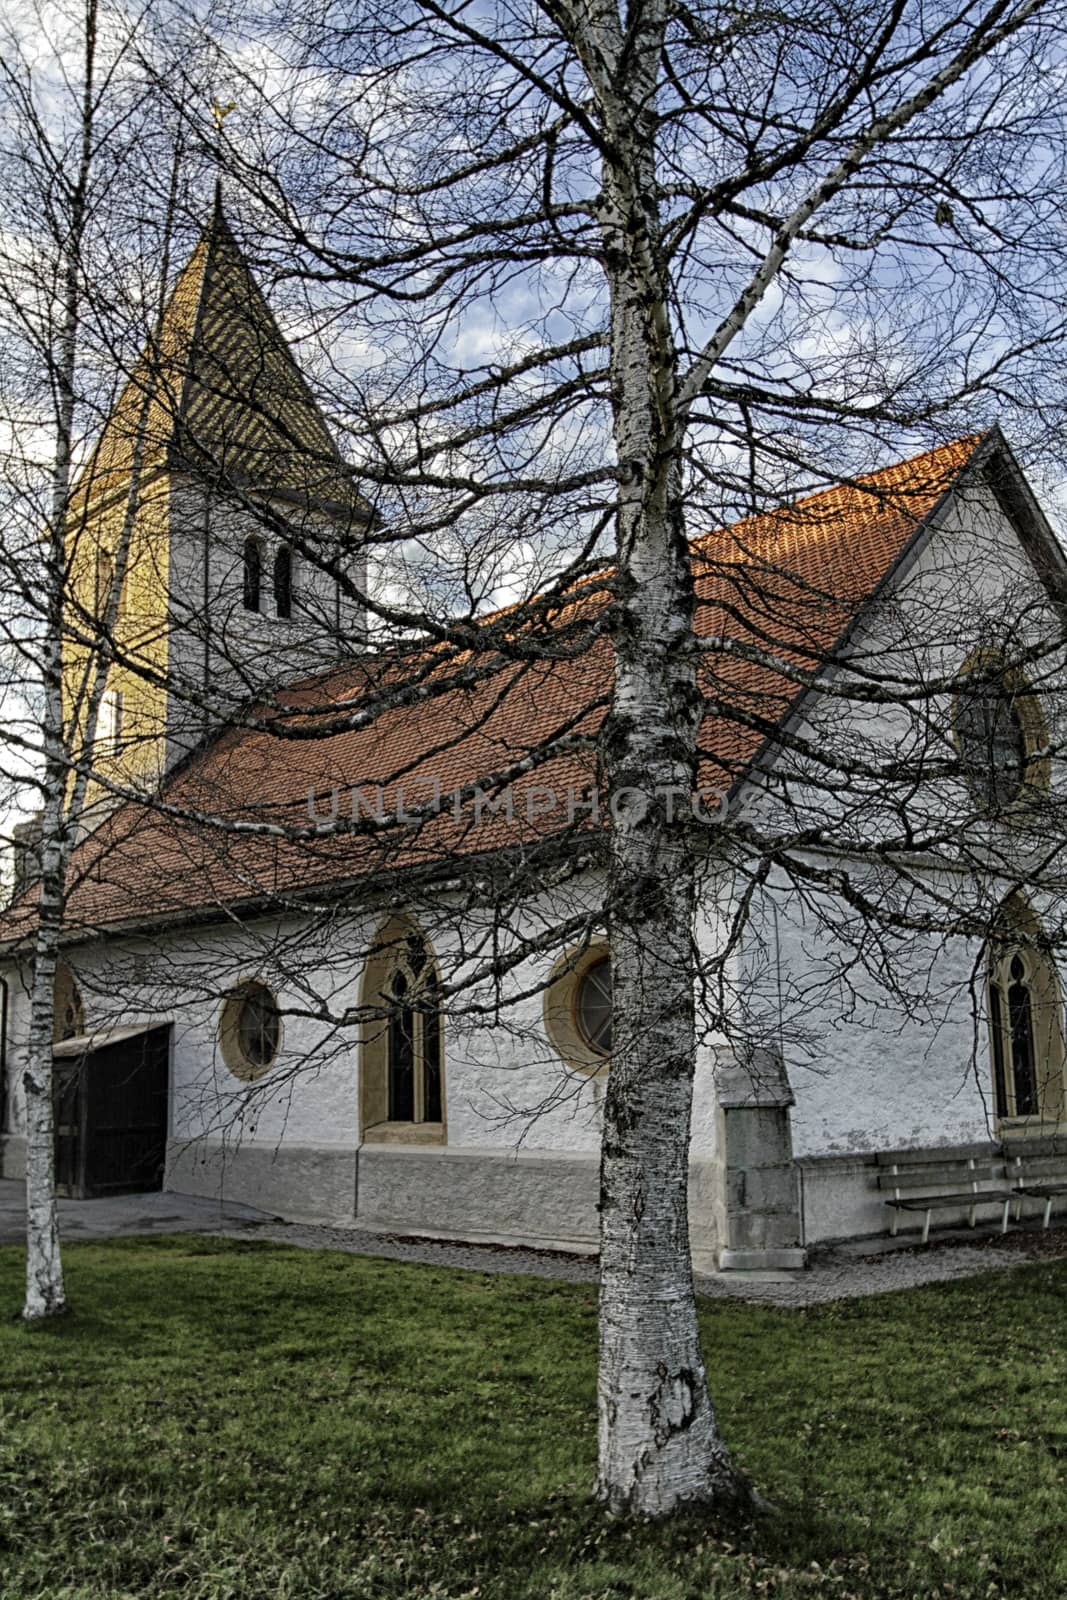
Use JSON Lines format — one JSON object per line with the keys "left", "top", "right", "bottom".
{"left": 84, "top": 1027, "right": 170, "bottom": 1195}
{"left": 52, "top": 1059, "right": 84, "bottom": 1197}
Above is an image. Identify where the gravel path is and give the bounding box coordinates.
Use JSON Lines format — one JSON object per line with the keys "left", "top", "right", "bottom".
{"left": 219, "top": 1221, "right": 601, "bottom": 1284}
{"left": 216, "top": 1216, "right": 1067, "bottom": 1308}
{"left": 3, "top": 1177, "right": 1057, "bottom": 1309}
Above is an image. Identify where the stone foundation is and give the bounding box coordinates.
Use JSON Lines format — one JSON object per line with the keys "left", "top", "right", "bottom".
{"left": 165, "top": 1139, "right": 357, "bottom": 1223}
{"left": 796, "top": 1151, "right": 885, "bottom": 1242}
{"left": 163, "top": 1138, "right": 723, "bottom": 1261}
{"left": 356, "top": 1145, "right": 600, "bottom": 1250}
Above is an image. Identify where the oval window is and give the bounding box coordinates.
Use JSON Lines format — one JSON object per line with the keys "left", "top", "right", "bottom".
{"left": 221, "top": 980, "right": 281, "bottom": 1080}
{"left": 574, "top": 955, "right": 612, "bottom": 1056}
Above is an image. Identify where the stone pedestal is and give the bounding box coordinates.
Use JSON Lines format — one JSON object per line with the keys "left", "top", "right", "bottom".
{"left": 0, "top": 1133, "right": 25, "bottom": 1181}
{"left": 716, "top": 1045, "right": 806, "bottom": 1271}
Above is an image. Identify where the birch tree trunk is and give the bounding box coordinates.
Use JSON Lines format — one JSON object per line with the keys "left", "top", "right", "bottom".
{"left": 20, "top": 0, "right": 99, "bottom": 1321}
{"left": 574, "top": 0, "right": 747, "bottom": 1514}
{"left": 23, "top": 317, "right": 78, "bottom": 1323}
{"left": 23, "top": 793, "right": 68, "bottom": 1321}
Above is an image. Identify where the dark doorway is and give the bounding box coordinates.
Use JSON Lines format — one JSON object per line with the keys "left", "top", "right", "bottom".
{"left": 52, "top": 1024, "right": 171, "bottom": 1198}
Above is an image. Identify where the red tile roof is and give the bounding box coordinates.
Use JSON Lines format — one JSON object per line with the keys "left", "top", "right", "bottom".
{"left": 12, "top": 432, "right": 987, "bottom": 943}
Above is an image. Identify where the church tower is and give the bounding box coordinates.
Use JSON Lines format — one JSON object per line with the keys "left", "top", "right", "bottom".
{"left": 64, "top": 193, "right": 370, "bottom": 804}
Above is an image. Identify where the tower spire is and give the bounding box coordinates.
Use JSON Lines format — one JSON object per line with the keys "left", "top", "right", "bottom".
{"left": 208, "top": 100, "right": 236, "bottom": 232}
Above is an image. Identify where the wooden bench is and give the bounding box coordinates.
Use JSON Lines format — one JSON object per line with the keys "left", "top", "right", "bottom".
{"left": 1009, "top": 1145, "right": 1067, "bottom": 1230}
{"left": 876, "top": 1147, "right": 1014, "bottom": 1244}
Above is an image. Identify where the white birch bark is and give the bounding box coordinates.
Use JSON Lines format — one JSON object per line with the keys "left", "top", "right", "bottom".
{"left": 23, "top": 281, "right": 80, "bottom": 1323}
{"left": 566, "top": 0, "right": 1047, "bottom": 1512}
{"left": 23, "top": 786, "right": 69, "bottom": 1320}
{"left": 16, "top": 1, "right": 190, "bottom": 1320}
{"left": 566, "top": 0, "right": 748, "bottom": 1515}
{"left": 21, "top": 0, "right": 98, "bottom": 1321}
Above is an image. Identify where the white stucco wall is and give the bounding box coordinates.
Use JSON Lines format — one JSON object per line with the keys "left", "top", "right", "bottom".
{"left": 0, "top": 878, "right": 613, "bottom": 1157}
{"left": 5, "top": 448, "right": 1065, "bottom": 1258}
{"left": 728, "top": 466, "right": 1067, "bottom": 1159}
{"left": 166, "top": 478, "right": 368, "bottom": 764}
{"left": 0, "top": 864, "right": 729, "bottom": 1247}
{"left": 736, "top": 870, "right": 993, "bottom": 1159}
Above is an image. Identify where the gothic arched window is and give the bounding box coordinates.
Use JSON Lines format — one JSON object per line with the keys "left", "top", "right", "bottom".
{"left": 361, "top": 919, "right": 445, "bottom": 1140}
{"left": 955, "top": 684, "right": 1026, "bottom": 809}
{"left": 953, "top": 652, "right": 1049, "bottom": 813}
{"left": 53, "top": 964, "right": 85, "bottom": 1043}
{"left": 273, "top": 544, "right": 293, "bottom": 619}
{"left": 987, "top": 902, "right": 1066, "bottom": 1126}
{"left": 242, "top": 537, "right": 263, "bottom": 613}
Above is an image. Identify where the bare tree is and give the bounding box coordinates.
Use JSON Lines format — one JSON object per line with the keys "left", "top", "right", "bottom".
{"left": 3, "top": 0, "right": 1067, "bottom": 1527}
{"left": 144, "top": 0, "right": 1066, "bottom": 1516}
{"left": 0, "top": 0, "right": 204, "bottom": 1318}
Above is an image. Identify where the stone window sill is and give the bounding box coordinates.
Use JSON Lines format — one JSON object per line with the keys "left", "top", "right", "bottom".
{"left": 363, "top": 1121, "right": 446, "bottom": 1146}
{"left": 999, "top": 1118, "right": 1067, "bottom": 1139}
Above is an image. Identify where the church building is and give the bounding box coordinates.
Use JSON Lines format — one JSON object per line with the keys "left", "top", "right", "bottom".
{"left": 2, "top": 202, "right": 1066, "bottom": 1271}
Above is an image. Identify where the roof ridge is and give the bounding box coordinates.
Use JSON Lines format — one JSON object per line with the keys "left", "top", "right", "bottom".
{"left": 170, "top": 200, "right": 225, "bottom": 438}
{"left": 244, "top": 431, "right": 986, "bottom": 712}
{"left": 690, "top": 431, "right": 988, "bottom": 557}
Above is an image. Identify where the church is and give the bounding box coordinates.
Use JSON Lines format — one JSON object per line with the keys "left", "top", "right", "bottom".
{"left": 2, "top": 200, "right": 1066, "bottom": 1272}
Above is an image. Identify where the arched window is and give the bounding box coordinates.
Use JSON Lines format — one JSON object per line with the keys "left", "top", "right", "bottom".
{"left": 98, "top": 687, "right": 124, "bottom": 758}
{"left": 53, "top": 964, "right": 85, "bottom": 1043}
{"left": 273, "top": 545, "right": 293, "bottom": 619}
{"left": 360, "top": 919, "right": 445, "bottom": 1140}
{"left": 94, "top": 548, "right": 114, "bottom": 617}
{"left": 987, "top": 900, "right": 1066, "bottom": 1125}
{"left": 242, "top": 537, "right": 263, "bottom": 613}
{"left": 953, "top": 651, "right": 1049, "bottom": 813}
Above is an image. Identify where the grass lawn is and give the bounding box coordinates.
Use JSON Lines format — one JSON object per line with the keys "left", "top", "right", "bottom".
{"left": 0, "top": 1240, "right": 1064, "bottom": 1599}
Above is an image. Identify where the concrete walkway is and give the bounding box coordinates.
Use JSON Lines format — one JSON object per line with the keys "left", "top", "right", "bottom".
{"left": 0, "top": 1178, "right": 272, "bottom": 1244}
{"left": 2, "top": 1179, "right": 1065, "bottom": 1307}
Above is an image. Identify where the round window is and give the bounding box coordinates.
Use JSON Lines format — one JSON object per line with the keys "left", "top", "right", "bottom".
{"left": 220, "top": 981, "right": 281, "bottom": 1080}
{"left": 954, "top": 677, "right": 1028, "bottom": 809}
{"left": 574, "top": 955, "right": 612, "bottom": 1055}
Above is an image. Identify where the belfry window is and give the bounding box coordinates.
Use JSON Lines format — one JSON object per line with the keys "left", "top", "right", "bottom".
{"left": 273, "top": 544, "right": 293, "bottom": 619}
{"left": 94, "top": 548, "right": 115, "bottom": 617}
{"left": 361, "top": 919, "right": 445, "bottom": 1140}
{"left": 98, "top": 688, "right": 124, "bottom": 757}
{"left": 242, "top": 537, "right": 263, "bottom": 613}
